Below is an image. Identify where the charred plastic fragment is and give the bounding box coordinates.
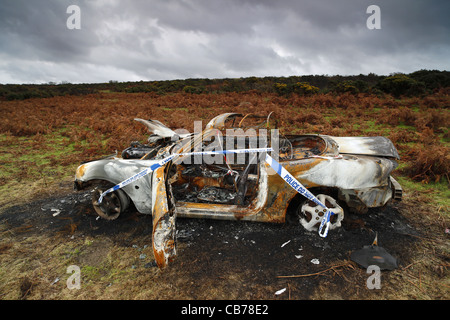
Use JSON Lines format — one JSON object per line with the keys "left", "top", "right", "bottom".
{"left": 350, "top": 235, "right": 398, "bottom": 270}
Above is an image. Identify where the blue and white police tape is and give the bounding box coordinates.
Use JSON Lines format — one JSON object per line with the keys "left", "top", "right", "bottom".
{"left": 264, "top": 154, "right": 334, "bottom": 237}
{"left": 97, "top": 153, "right": 177, "bottom": 204}
{"left": 98, "top": 147, "right": 335, "bottom": 237}
{"left": 97, "top": 147, "right": 273, "bottom": 204}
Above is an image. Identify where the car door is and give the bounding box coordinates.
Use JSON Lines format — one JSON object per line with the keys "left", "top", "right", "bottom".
{"left": 151, "top": 164, "right": 177, "bottom": 268}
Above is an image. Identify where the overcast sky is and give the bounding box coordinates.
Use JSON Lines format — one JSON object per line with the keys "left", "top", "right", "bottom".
{"left": 0, "top": 0, "right": 449, "bottom": 84}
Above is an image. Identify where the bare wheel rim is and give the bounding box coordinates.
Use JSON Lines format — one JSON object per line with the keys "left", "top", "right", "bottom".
{"left": 298, "top": 194, "right": 344, "bottom": 232}
{"left": 92, "top": 187, "right": 126, "bottom": 220}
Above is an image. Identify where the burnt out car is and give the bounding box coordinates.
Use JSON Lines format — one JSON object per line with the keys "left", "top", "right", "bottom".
{"left": 74, "top": 113, "right": 402, "bottom": 268}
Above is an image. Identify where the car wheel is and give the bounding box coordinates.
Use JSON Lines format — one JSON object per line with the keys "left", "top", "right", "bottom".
{"left": 91, "top": 185, "right": 130, "bottom": 220}
{"left": 298, "top": 194, "right": 344, "bottom": 232}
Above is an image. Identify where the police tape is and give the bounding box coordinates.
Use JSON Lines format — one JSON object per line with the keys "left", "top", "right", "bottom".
{"left": 97, "top": 147, "right": 334, "bottom": 237}
{"left": 97, "top": 148, "right": 273, "bottom": 204}
{"left": 264, "top": 154, "right": 334, "bottom": 237}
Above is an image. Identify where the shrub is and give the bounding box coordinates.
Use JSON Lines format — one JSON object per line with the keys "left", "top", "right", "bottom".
{"left": 409, "top": 69, "right": 450, "bottom": 91}
{"left": 293, "top": 82, "right": 319, "bottom": 95}
{"left": 183, "top": 85, "right": 205, "bottom": 94}
{"left": 332, "top": 81, "right": 361, "bottom": 94}
{"left": 274, "top": 82, "right": 320, "bottom": 96}
{"left": 274, "top": 83, "right": 289, "bottom": 96}
{"left": 376, "top": 74, "right": 426, "bottom": 97}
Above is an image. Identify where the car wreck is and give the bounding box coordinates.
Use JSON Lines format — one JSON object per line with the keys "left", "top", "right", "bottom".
{"left": 74, "top": 113, "right": 402, "bottom": 268}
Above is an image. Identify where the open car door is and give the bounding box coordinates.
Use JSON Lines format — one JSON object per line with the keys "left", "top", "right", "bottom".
{"left": 151, "top": 164, "right": 177, "bottom": 268}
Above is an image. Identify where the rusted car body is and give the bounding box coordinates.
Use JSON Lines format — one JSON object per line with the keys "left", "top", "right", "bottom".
{"left": 74, "top": 113, "right": 402, "bottom": 268}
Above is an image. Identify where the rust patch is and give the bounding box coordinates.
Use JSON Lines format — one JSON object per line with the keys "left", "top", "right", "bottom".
{"left": 75, "top": 164, "right": 87, "bottom": 180}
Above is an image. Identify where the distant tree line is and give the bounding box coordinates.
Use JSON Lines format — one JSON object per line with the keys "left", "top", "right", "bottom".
{"left": 1, "top": 69, "right": 449, "bottom": 101}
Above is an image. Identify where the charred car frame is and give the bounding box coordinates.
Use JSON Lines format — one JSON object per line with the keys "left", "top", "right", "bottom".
{"left": 74, "top": 113, "right": 402, "bottom": 268}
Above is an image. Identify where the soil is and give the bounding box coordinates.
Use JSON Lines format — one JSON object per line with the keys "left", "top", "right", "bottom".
{"left": 3, "top": 179, "right": 445, "bottom": 303}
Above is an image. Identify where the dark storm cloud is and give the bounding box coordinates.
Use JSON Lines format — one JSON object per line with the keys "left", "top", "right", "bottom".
{"left": 0, "top": 0, "right": 448, "bottom": 83}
